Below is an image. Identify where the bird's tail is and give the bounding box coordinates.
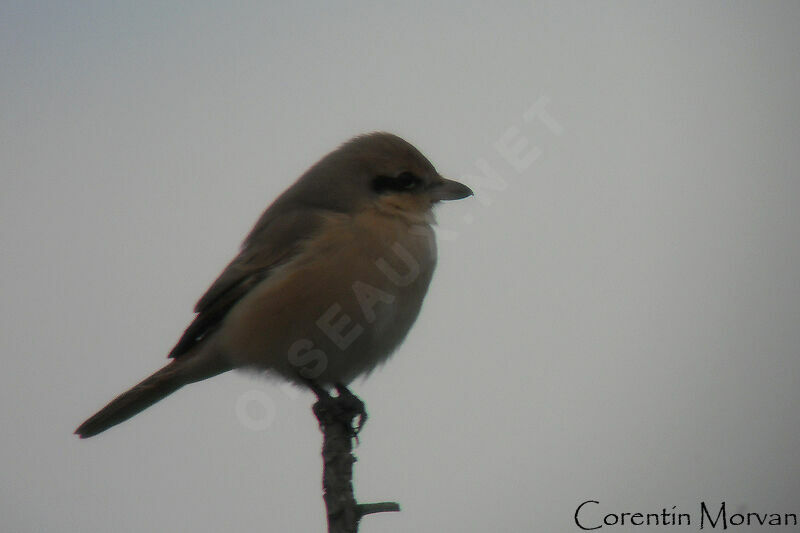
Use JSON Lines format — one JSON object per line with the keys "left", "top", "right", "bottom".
{"left": 75, "top": 350, "right": 231, "bottom": 438}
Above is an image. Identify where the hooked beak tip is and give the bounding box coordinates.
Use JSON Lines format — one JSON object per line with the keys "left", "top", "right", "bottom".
{"left": 431, "top": 178, "right": 473, "bottom": 201}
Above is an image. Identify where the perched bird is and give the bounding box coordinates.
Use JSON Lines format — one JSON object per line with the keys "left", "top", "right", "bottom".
{"left": 75, "top": 132, "right": 472, "bottom": 438}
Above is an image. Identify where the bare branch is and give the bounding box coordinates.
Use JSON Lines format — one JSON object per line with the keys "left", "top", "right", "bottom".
{"left": 312, "top": 388, "right": 400, "bottom": 533}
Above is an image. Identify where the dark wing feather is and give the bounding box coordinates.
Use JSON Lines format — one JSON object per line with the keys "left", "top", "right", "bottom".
{"left": 168, "top": 208, "right": 325, "bottom": 359}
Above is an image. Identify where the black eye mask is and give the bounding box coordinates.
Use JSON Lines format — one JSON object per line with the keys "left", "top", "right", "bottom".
{"left": 372, "top": 172, "right": 423, "bottom": 193}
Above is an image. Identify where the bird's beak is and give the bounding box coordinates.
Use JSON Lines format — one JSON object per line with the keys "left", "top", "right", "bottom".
{"left": 429, "top": 177, "right": 474, "bottom": 201}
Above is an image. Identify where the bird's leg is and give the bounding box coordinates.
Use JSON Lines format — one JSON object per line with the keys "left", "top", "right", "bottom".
{"left": 306, "top": 380, "right": 331, "bottom": 402}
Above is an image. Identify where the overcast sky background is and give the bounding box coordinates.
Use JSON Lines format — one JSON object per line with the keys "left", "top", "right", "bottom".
{"left": 3, "top": 2, "right": 800, "bottom": 532}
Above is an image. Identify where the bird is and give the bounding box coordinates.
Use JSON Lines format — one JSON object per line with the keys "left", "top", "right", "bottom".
{"left": 75, "top": 132, "right": 473, "bottom": 438}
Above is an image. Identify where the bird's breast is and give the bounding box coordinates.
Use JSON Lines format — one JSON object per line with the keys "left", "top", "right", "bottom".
{"left": 217, "top": 209, "right": 438, "bottom": 384}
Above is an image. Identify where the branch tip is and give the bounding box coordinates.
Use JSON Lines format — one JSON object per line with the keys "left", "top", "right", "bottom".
{"left": 357, "top": 502, "right": 401, "bottom": 518}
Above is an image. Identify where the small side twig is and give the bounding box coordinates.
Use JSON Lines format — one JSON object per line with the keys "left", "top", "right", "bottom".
{"left": 312, "top": 387, "right": 400, "bottom": 533}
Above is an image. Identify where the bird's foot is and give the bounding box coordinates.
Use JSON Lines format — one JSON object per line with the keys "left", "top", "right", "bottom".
{"left": 310, "top": 382, "right": 368, "bottom": 442}
{"left": 334, "top": 383, "right": 368, "bottom": 434}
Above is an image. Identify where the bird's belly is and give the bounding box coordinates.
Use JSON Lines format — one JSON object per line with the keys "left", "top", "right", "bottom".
{"left": 216, "top": 213, "right": 437, "bottom": 385}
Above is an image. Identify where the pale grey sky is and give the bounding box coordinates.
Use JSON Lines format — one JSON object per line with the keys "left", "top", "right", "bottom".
{"left": 3, "top": 2, "right": 800, "bottom": 532}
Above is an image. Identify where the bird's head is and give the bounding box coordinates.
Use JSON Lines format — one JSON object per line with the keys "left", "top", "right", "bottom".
{"left": 282, "top": 132, "right": 473, "bottom": 218}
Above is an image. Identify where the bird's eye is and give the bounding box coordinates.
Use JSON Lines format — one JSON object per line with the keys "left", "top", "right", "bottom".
{"left": 372, "top": 172, "right": 423, "bottom": 193}
{"left": 395, "top": 172, "right": 421, "bottom": 190}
